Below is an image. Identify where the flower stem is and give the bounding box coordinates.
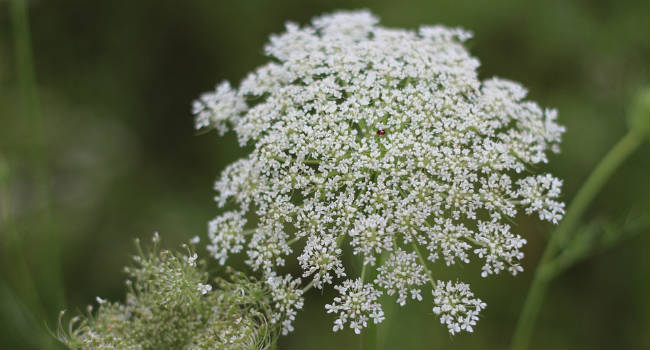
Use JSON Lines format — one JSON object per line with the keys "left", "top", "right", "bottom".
{"left": 511, "top": 124, "right": 648, "bottom": 349}
{"left": 301, "top": 279, "right": 316, "bottom": 294}
{"left": 359, "top": 256, "right": 370, "bottom": 350}
{"left": 411, "top": 242, "right": 436, "bottom": 289}
{"left": 287, "top": 236, "right": 301, "bottom": 246}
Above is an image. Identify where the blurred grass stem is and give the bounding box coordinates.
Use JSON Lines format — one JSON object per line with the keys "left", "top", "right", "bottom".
{"left": 0, "top": 160, "right": 46, "bottom": 317}
{"left": 9, "top": 0, "right": 65, "bottom": 320}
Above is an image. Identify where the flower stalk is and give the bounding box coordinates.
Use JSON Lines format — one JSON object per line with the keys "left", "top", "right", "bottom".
{"left": 511, "top": 88, "right": 649, "bottom": 348}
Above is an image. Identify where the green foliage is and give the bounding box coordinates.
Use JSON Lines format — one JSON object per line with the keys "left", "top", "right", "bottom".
{"left": 58, "top": 237, "right": 278, "bottom": 350}
{"left": 545, "top": 212, "right": 648, "bottom": 280}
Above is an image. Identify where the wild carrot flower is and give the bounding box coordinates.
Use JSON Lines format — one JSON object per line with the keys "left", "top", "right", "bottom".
{"left": 325, "top": 279, "right": 384, "bottom": 334}
{"left": 196, "top": 10, "right": 565, "bottom": 335}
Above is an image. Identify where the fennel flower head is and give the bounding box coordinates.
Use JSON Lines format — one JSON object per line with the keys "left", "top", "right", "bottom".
{"left": 195, "top": 10, "right": 565, "bottom": 336}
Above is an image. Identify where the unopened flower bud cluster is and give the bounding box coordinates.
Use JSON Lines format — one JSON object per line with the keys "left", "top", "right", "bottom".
{"left": 59, "top": 236, "right": 300, "bottom": 350}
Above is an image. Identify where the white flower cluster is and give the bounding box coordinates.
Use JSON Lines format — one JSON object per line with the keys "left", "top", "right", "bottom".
{"left": 195, "top": 10, "right": 565, "bottom": 335}
{"left": 325, "top": 279, "right": 385, "bottom": 334}
{"left": 185, "top": 252, "right": 198, "bottom": 267}
{"left": 432, "top": 281, "right": 487, "bottom": 335}
{"left": 517, "top": 174, "right": 564, "bottom": 223}
{"left": 375, "top": 249, "right": 427, "bottom": 306}
{"left": 207, "top": 211, "right": 247, "bottom": 265}
{"left": 298, "top": 234, "right": 346, "bottom": 289}
{"left": 266, "top": 274, "right": 304, "bottom": 335}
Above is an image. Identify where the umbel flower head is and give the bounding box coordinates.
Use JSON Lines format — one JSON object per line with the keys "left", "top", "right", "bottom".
{"left": 195, "top": 10, "right": 565, "bottom": 335}
{"left": 58, "top": 234, "right": 302, "bottom": 350}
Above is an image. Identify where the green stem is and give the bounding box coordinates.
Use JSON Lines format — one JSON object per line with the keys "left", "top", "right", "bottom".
{"left": 287, "top": 236, "right": 301, "bottom": 246}
{"left": 411, "top": 242, "right": 436, "bottom": 289}
{"left": 7, "top": 0, "right": 64, "bottom": 344}
{"left": 510, "top": 129, "right": 647, "bottom": 349}
{"left": 359, "top": 255, "right": 369, "bottom": 349}
{"left": 374, "top": 251, "right": 391, "bottom": 348}
{"left": 360, "top": 257, "right": 367, "bottom": 282}
{"left": 10, "top": 0, "right": 65, "bottom": 322}
{"left": 301, "top": 279, "right": 316, "bottom": 294}
{"left": 0, "top": 159, "right": 48, "bottom": 337}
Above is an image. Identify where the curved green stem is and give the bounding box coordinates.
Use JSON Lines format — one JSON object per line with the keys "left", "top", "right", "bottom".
{"left": 511, "top": 127, "right": 648, "bottom": 349}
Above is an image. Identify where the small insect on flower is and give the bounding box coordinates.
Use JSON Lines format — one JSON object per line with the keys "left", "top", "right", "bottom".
{"left": 376, "top": 129, "right": 386, "bottom": 136}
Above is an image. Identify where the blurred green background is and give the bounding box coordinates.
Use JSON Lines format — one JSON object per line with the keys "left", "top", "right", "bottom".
{"left": 0, "top": 0, "right": 648, "bottom": 348}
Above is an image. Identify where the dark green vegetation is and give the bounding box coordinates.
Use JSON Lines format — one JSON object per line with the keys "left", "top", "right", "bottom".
{"left": 0, "top": 0, "right": 648, "bottom": 348}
